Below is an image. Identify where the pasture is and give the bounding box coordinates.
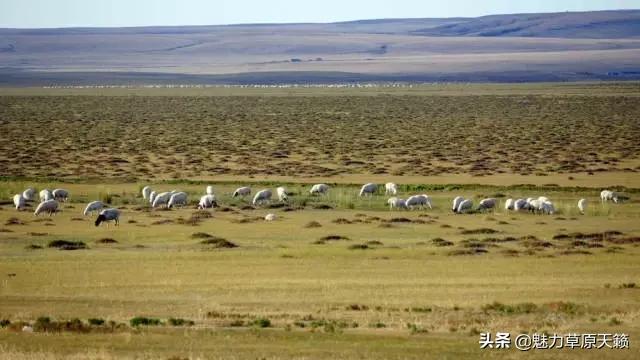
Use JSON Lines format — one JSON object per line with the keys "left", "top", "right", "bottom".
{"left": 0, "top": 83, "right": 639, "bottom": 359}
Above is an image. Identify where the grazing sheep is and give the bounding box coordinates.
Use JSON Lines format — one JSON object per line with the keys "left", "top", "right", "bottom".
{"left": 167, "top": 192, "right": 188, "bottom": 208}
{"left": 456, "top": 199, "right": 473, "bottom": 214}
{"left": 505, "top": 198, "right": 514, "bottom": 211}
{"left": 95, "top": 208, "right": 120, "bottom": 227}
{"left": 541, "top": 201, "right": 555, "bottom": 215}
{"left": 83, "top": 200, "right": 104, "bottom": 216}
{"left": 600, "top": 190, "right": 619, "bottom": 203}
{"left": 151, "top": 192, "right": 172, "bottom": 208}
{"left": 578, "top": 198, "right": 588, "bottom": 215}
{"left": 385, "top": 182, "right": 398, "bottom": 195}
{"left": 359, "top": 183, "right": 378, "bottom": 197}
{"left": 538, "top": 196, "right": 550, "bottom": 203}
{"left": 198, "top": 194, "right": 217, "bottom": 209}
{"left": 276, "top": 186, "right": 288, "bottom": 202}
{"left": 387, "top": 197, "right": 408, "bottom": 210}
{"left": 206, "top": 185, "right": 214, "bottom": 196}
{"left": 252, "top": 189, "right": 273, "bottom": 206}
{"left": 232, "top": 186, "right": 251, "bottom": 198}
{"left": 514, "top": 199, "right": 529, "bottom": 211}
{"left": 39, "top": 189, "right": 54, "bottom": 202}
{"left": 406, "top": 194, "right": 432, "bottom": 210}
{"left": 13, "top": 194, "right": 26, "bottom": 210}
{"left": 52, "top": 189, "right": 69, "bottom": 202}
{"left": 141, "top": 186, "right": 152, "bottom": 200}
{"left": 34, "top": 199, "right": 59, "bottom": 216}
{"left": 452, "top": 196, "right": 464, "bottom": 213}
{"left": 310, "top": 183, "right": 330, "bottom": 195}
{"left": 149, "top": 191, "right": 157, "bottom": 204}
{"left": 265, "top": 213, "right": 277, "bottom": 221}
{"left": 22, "top": 188, "right": 36, "bottom": 201}
{"left": 477, "top": 198, "right": 497, "bottom": 212}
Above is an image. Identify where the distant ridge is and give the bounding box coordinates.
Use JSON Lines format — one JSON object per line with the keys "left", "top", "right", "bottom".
{"left": 1, "top": 10, "right": 639, "bottom": 85}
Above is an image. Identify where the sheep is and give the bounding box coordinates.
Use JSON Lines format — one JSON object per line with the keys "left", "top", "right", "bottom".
{"left": 528, "top": 199, "right": 543, "bottom": 213}
{"left": 600, "top": 190, "right": 619, "bottom": 203}
{"left": 151, "top": 192, "right": 172, "bottom": 208}
{"left": 206, "top": 185, "right": 214, "bottom": 196}
{"left": 310, "top": 184, "right": 329, "bottom": 195}
{"left": 141, "top": 186, "right": 152, "bottom": 200}
{"left": 387, "top": 197, "right": 408, "bottom": 210}
{"left": 167, "top": 192, "right": 188, "bottom": 209}
{"left": 452, "top": 196, "right": 464, "bottom": 213}
{"left": 541, "top": 201, "right": 555, "bottom": 215}
{"left": 52, "top": 189, "right": 69, "bottom": 202}
{"left": 505, "top": 198, "right": 514, "bottom": 211}
{"left": 385, "top": 182, "right": 398, "bottom": 195}
{"left": 538, "top": 196, "right": 550, "bottom": 203}
{"left": 265, "top": 213, "right": 277, "bottom": 221}
{"left": 22, "top": 188, "right": 36, "bottom": 201}
{"left": 232, "top": 186, "right": 251, "bottom": 198}
{"left": 456, "top": 199, "right": 473, "bottom": 214}
{"left": 359, "top": 183, "right": 378, "bottom": 197}
{"left": 276, "top": 186, "right": 288, "bottom": 202}
{"left": 514, "top": 199, "right": 529, "bottom": 211}
{"left": 13, "top": 194, "right": 26, "bottom": 210}
{"left": 34, "top": 199, "right": 58, "bottom": 216}
{"left": 406, "top": 194, "right": 433, "bottom": 210}
{"left": 95, "top": 208, "right": 120, "bottom": 227}
{"left": 39, "top": 189, "right": 53, "bottom": 202}
{"left": 578, "top": 198, "right": 588, "bottom": 215}
{"left": 83, "top": 200, "right": 104, "bottom": 216}
{"left": 252, "top": 189, "right": 272, "bottom": 206}
{"left": 477, "top": 198, "right": 497, "bottom": 212}
{"left": 149, "top": 191, "right": 157, "bottom": 204}
{"left": 198, "top": 194, "right": 217, "bottom": 209}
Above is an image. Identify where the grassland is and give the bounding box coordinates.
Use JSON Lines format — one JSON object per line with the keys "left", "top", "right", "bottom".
{"left": 0, "top": 83, "right": 639, "bottom": 359}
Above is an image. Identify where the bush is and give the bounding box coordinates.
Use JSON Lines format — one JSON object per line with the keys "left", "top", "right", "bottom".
{"left": 88, "top": 318, "right": 105, "bottom": 326}
{"left": 168, "top": 318, "right": 195, "bottom": 327}
{"left": 130, "top": 316, "right": 162, "bottom": 327}
{"left": 0, "top": 319, "right": 10, "bottom": 327}
{"left": 199, "top": 237, "right": 238, "bottom": 248}
{"left": 47, "top": 240, "right": 87, "bottom": 250}
{"left": 250, "top": 318, "right": 271, "bottom": 328}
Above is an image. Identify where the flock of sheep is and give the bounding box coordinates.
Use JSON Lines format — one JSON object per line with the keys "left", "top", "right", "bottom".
{"left": 10, "top": 183, "right": 627, "bottom": 227}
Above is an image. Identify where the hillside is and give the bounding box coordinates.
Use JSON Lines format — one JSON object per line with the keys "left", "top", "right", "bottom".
{"left": 0, "top": 10, "right": 639, "bottom": 85}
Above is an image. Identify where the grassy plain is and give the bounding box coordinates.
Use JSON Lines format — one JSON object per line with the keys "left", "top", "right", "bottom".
{"left": 0, "top": 83, "right": 639, "bottom": 359}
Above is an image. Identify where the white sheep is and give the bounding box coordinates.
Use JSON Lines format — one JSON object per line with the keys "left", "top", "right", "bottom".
{"left": 265, "top": 213, "right": 277, "bottom": 221}
{"left": 52, "top": 189, "right": 69, "bottom": 202}
{"left": 541, "top": 201, "right": 555, "bottom": 215}
{"left": 39, "top": 189, "right": 53, "bottom": 202}
{"left": 34, "top": 199, "right": 59, "bottom": 216}
{"left": 600, "top": 190, "right": 619, "bottom": 203}
{"left": 149, "top": 191, "right": 157, "bottom": 204}
{"left": 206, "top": 185, "right": 214, "bottom": 196}
{"left": 83, "top": 200, "right": 104, "bottom": 216}
{"left": 22, "top": 188, "right": 36, "bottom": 201}
{"left": 359, "top": 183, "right": 378, "bottom": 197}
{"left": 385, "top": 182, "right": 398, "bottom": 195}
{"left": 13, "top": 194, "right": 26, "bottom": 210}
{"left": 538, "top": 196, "right": 550, "bottom": 203}
{"left": 95, "top": 208, "right": 120, "bottom": 227}
{"left": 141, "top": 186, "right": 152, "bottom": 200}
{"left": 387, "top": 197, "right": 408, "bottom": 210}
{"left": 406, "top": 194, "right": 432, "bottom": 210}
{"left": 276, "top": 187, "right": 288, "bottom": 202}
{"left": 578, "top": 198, "right": 588, "bottom": 215}
{"left": 457, "top": 199, "right": 473, "bottom": 214}
{"left": 310, "top": 184, "right": 329, "bottom": 195}
{"left": 477, "top": 198, "right": 497, "bottom": 212}
{"left": 198, "top": 194, "right": 217, "bottom": 209}
{"left": 505, "top": 198, "right": 514, "bottom": 211}
{"left": 232, "top": 186, "right": 251, "bottom": 198}
{"left": 167, "top": 192, "right": 188, "bottom": 208}
{"left": 452, "top": 196, "right": 464, "bottom": 213}
{"left": 152, "top": 192, "right": 172, "bottom": 208}
{"left": 253, "top": 189, "right": 272, "bottom": 206}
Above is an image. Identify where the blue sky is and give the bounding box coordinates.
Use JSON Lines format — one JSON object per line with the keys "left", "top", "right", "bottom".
{"left": 1, "top": 0, "right": 639, "bottom": 28}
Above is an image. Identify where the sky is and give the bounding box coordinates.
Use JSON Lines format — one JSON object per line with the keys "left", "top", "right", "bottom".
{"left": 1, "top": 0, "right": 639, "bottom": 28}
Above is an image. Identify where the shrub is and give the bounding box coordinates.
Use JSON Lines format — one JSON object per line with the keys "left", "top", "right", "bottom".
{"left": 348, "top": 244, "right": 369, "bottom": 250}
{"left": 47, "top": 240, "right": 87, "bottom": 250}
{"left": 0, "top": 319, "right": 10, "bottom": 327}
{"left": 130, "top": 317, "right": 162, "bottom": 327}
{"left": 168, "top": 318, "right": 195, "bottom": 327}
{"left": 88, "top": 318, "right": 105, "bottom": 326}
{"left": 250, "top": 318, "right": 271, "bottom": 328}
{"left": 199, "top": 237, "right": 238, "bottom": 248}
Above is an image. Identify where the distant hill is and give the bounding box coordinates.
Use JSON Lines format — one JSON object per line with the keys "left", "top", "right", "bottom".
{"left": 1, "top": 10, "right": 639, "bottom": 85}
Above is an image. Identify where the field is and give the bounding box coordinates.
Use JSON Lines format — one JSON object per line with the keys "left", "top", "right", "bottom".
{"left": 0, "top": 83, "right": 639, "bottom": 359}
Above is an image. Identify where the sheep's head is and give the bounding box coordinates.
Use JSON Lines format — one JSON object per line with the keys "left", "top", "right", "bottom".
{"left": 95, "top": 214, "right": 105, "bottom": 227}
